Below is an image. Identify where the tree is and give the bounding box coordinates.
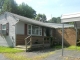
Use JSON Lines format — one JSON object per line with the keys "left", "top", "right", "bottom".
{"left": 0, "top": 0, "right": 36, "bottom": 19}
{"left": 48, "top": 17, "right": 61, "bottom": 23}
{"left": 0, "top": 0, "right": 4, "bottom": 9}
{"left": 0, "top": 0, "right": 18, "bottom": 13}
{"left": 48, "top": 17, "right": 57, "bottom": 23}
{"left": 56, "top": 17, "right": 61, "bottom": 23}
{"left": 35, "top": 14, "right": 47, "bottom": 22}
{"left": 17, "top": 3, "right": 36, "bottom": 18}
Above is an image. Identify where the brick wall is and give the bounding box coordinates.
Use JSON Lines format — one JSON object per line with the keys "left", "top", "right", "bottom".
{"left": 55, "top": 28, "right": 76, "bottom": 46}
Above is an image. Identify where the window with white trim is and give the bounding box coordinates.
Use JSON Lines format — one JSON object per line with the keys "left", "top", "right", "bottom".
{"left": 28, "top": 25, "right": 42, "bottom": 36}
{"left": 2, "top": 24, "right": 6, "bottom": 30}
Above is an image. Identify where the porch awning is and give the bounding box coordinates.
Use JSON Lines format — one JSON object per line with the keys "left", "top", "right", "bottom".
{"left": 61, "top": 12, "right": 80, "bottom": 56}
{"left": 61, "top": 12, "right": 80, "bottom": 23}
{"left": 61, "top": 12, "right": 80, "bottom": 28}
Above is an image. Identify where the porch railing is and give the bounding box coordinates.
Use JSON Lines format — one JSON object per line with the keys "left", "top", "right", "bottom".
{"left": 24, "top": 35, "right": 32, "bottom": 51}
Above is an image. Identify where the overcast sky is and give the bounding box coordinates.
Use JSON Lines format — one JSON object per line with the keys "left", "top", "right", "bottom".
{"left": 15, "top": 0, "right": 80, "bottom": 20}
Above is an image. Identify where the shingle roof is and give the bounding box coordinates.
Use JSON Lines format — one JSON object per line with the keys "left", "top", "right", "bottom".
{"left": 6, "top": 12, "right": 74, "bottom": 28}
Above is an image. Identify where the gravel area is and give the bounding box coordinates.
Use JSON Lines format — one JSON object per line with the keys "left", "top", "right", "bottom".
{"left": 16, "top": 48, "right": 55, "bottom": 58}
{"left": 43, "top": 49, "right": 80, "bottom": 60}
{"left": 0, "top": 48, "right": 80, "bottom": 60}
{"left": 15, "top": 48, "right": 80, "bottom": 60}
{"left": 0, "top": 54, "right": 9, "bottom": 60}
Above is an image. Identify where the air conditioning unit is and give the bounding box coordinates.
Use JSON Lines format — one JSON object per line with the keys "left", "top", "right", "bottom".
{"left": 2, "top": 30, "right": 6, "bottom": 35}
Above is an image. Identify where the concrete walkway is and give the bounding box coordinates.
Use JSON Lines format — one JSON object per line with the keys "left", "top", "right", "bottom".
{"left": 0, "top": 54, "right": 9, "bottom": 60}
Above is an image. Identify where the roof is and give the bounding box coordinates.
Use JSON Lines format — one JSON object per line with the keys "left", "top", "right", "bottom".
{"left": 61, "top": 12, "right": 80, "bottom": 19}
{"left": 61, "top": 12, "right": 80, "bottom": 23}
{"left": 44, "top": 23, "right": 74, "bottom": 28}
{"left": 4, "top": 12, "right": 74, "bottom": 28}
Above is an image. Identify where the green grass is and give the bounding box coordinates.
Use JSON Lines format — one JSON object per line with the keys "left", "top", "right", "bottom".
{"left": 0, "top": 46, "right": 24, "bottom": 53}
{"left": 67, "top": 46, "right": 80, "bottom": 51}
{"left": 0, "top": 46, "right": 55, "bottom": 60}
{"left": 54, "top": 45, "right": 62, "bottom": 49}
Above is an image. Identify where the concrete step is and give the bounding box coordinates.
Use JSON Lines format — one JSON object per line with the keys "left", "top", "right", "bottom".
{"left": 15, "top": 45, "right": 31, "bottom": 50}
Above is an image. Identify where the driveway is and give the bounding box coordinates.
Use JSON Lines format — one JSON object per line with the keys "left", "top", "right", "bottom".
{"left": 0, "top": 49, "right": 80, "bottom": 60}
{"left": 43, "top": 49, "right": 80, "bottom": 60}
{"left": 0, "top": 54, "right": 9, "bottom": 60}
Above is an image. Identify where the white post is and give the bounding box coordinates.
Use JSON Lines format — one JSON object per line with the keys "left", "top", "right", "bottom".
{"left": 75, "top": 27, "right": 77, "bottom": 50}
{"left": 62, "top": 23, "right": 64, "bottom": 56}
{"left": 75, "top": 22, "right": 77, "bottom": 50}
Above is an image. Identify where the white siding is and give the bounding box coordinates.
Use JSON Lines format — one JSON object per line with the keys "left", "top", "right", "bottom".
{"left": 0, "top": 13, "right": 17, "bottom": 47}
{"left": 15, "top": 21, "right": 24, "bottom": 35}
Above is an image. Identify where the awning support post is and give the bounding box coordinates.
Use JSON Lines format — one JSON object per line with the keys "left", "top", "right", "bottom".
{"left": 62, "top": 23, "right": 64, "bottom": 56}
{"left": 75, "top": 22, "right": 78, "bottom": 50}
{"left": 75, "top": 26, "right": 77, "bottom": 50}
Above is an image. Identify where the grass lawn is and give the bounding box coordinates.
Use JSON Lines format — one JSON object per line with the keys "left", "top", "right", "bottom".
{"left": 67, "top": 46, "right": 80, "bottom": 51}
{"left": 0, "top": 46, "right": 55, "bottom": 60}
{"left": 0, "top": 46, "right": 24, "bottom": 53}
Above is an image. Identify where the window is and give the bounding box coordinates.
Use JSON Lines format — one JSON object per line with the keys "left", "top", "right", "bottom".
{"left": 2, "top": 24, "right": 6, "bottom": 30}
{"left": 28, "top": 25, "right": 31, "bottom": 34}
{"left": 28, "top": 25, "right": 42, "bottom": 36}
{"left": 44, "top": 28, "right": 46, "bottom": 36}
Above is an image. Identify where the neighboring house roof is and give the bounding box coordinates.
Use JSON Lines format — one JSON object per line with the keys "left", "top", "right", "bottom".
{"left": 1, "top": 12, "right": 74, "bottom": 28}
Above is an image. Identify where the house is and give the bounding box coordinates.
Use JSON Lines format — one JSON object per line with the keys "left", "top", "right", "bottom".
{"left": 0, "top": 12, "right": 55, "bottom": 48}
{"left": 0, "top": 12, "right": 74, "bottom": 48}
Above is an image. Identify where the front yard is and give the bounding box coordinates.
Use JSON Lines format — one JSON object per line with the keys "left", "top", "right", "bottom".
{"left": 0, "top": 46, "right": 55, "bottom": 60}
{"left": 0, "top": 46, "right": 80, "bottom": 60}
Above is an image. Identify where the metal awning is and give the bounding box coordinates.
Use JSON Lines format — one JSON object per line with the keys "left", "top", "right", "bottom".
{"left": 61, "top": 12, "right": 80, "bottom": 56}
{"left": 61, "top": 12, "right": 80, "bottom": 23}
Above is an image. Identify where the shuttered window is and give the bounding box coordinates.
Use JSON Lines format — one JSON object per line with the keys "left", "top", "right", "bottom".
{"left": 0, "top": 23, "right": 9, "bottom": 35}
{"left": 6, "top": 23, "right": 9, "bottom": 35}
{"left": 2, "top": 25, "right": 6, "bottom": 30}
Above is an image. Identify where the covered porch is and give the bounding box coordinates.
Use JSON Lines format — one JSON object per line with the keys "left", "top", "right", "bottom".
{"left": 16, "top": 26, "right": 54, "bottom": 51}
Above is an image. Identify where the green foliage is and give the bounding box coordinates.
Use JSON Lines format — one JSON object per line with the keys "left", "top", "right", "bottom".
{"left": 0, "top": 46, "right": 24, "bottom": 53}
{"left": 54, "top": 46, "right": 62, "bottom": 49}
{"left": 48, "top": 17, "right": 61, "bottom": 23}
{"left": 17, "top": 3, "right": 36, "bottom": 18}
{"left": 67, "top": 46, "right": 80, "bottom": 50}
{"left": 35, "top": 14, "right": 47, "bottom": 22}
{"left": 0, "top": 0, "right": 36, "bottom": 18}
{"left": 0, "top": 0, "right": 4, "bottom": 9}
{"left": 1, "top": 0, "right": 18, "bottom": 13}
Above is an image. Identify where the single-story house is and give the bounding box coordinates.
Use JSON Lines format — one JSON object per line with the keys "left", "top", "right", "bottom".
{"left": 0, "top": 12, "right": 74, "bottom": 48}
